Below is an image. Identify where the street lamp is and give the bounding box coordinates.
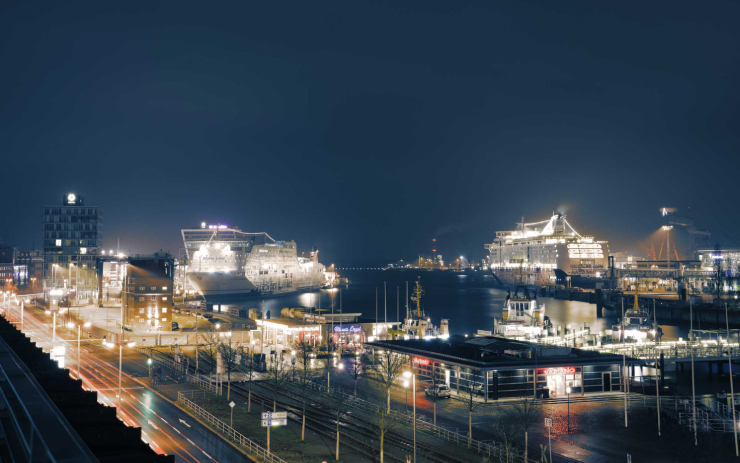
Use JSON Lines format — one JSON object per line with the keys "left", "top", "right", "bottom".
{"left": 67, "top": 321, "right": 92, "bottom": 380}
{"left": 566, "top": 385, "right": 572, "bottom": 433}
{"left": 403, "top": 379, "right": 410, "bottom": 412}
{"left": 104, "top": 338, "right": 136, "bottom": 418}
{"left": 404, "top": 370, "right": 416, "bottom": 463}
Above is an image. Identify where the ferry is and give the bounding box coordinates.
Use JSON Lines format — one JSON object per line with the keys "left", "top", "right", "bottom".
{"left": 180, "top": 224, "right": 326, "bottom": 299}
{"left": 485, "top": 213, "right": 609, "bottom": 287}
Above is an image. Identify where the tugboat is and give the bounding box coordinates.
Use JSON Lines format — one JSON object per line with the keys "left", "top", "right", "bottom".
{"left": 396, "top": 279, "right": 448, "bottom": 339}
{"left": 611, "top": 289, "right": 660, "bottom": 342}
{"left": 493, "top": 285, "right": 552, "bottom": 339}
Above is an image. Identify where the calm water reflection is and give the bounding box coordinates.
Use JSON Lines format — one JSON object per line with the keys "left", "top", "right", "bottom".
{"left": 222, "top": 269, "right": 688, "bottom": 339}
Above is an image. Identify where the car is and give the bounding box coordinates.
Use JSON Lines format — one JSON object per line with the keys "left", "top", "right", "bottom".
{"left": 424, "top": 384, "right": 451, "bottom": 398}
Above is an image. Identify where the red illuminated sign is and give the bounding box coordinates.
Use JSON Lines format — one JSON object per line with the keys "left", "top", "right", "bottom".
{"left": 536, "top": 367, "right": 576, "bottom": 376}
{"left": 412, "top": 357, "right": 430, "bottom": 366}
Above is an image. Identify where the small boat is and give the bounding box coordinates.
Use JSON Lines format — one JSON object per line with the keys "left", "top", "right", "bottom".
{"left": 493, "top": 286, "right": 552, "bottom": 339}
{"left": 395, "top": 279, "right": 449, "bottom": 339}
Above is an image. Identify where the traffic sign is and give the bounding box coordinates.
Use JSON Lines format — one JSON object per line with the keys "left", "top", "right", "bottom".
{"left": 229, "top": 401, "right": 236, "bottom": 408}
{"left": 261, "top": 411, "right": 287, "bottom": 420}
{"left": 261, "top": 419, "right": 287, "bottom": 427}
{"left": 545, "top": 418, "right": 552, "bottom": 428}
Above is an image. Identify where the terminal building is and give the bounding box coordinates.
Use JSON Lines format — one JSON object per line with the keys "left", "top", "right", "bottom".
{"left": 367, "top": 335, "right": 640, "bottom": 401}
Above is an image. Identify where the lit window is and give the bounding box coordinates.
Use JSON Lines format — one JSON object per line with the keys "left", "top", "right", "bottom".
{"left": 139, "top": 308, "right": 145, "bottom": 313}
{"left": 162, "top": 307, "right": 167, "bottom": 313}
{"left": 162, "top": 317, "right": 167, "bottom": 322}
{"left": 151, "top": 296, "right": 156, "bottom": 301}
{"left": 139, "top": 286, "right": 144, "bottom": 290}
{"left": 80, "top": 247, "right": 87, "bottom": 254}
{"left": 139, "top": 297, "right": 145, "bottom": 301}
{"left": 162, "top": 286, "right": 168, "bottom": 291}
{"left": 162, "top": 296, "right": 168, "bottom": 301}
{"left": 56, "top": 239, "right": 62, "bottom": 246}
{"left": 151, "top": 286, "right": 156, "bottom": 290}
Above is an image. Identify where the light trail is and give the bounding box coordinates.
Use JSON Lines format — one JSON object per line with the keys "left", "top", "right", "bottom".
{"left": 0, "top": 301, "right": 221, "bottom": 463}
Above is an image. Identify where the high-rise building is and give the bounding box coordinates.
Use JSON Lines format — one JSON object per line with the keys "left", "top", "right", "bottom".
{"left": 43, "top": 193, "right": 102, "bottom": 301}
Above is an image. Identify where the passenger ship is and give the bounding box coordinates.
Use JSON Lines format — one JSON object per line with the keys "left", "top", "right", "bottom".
{"left": 180, "top": 224, "right": 326, "bottom": 299}
{"left": 485, "top": 214, "right": 609, "bottom": 286}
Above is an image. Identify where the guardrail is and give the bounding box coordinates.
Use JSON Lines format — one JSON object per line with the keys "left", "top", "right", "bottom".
{"left": 178, "top": 392, "right": 287, "bottom": 463}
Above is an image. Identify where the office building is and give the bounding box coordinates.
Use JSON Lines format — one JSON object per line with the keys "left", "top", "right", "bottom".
{"left": 43, "top": 193, "right": 102, "bottom": 301}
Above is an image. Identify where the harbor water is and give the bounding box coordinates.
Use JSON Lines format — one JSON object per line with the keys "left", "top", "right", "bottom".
{"left": 217, "top": 269, "right": 693, "bottom": 340}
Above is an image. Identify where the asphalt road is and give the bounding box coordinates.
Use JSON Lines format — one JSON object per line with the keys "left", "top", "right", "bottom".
{"left": 1, "top": 300, "right": 250, "bottom": 463}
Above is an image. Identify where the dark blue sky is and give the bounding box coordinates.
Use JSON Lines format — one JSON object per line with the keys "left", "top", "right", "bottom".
{"left": 1, "top": 1, "right": 738, "bottom": 263}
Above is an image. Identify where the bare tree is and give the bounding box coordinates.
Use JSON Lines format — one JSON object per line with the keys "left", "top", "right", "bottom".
{"left": 509, "top": 396, "right": 542, "bottom": 461}
{"left": 292, "top": 337, "right": 316, "bottom": 441}
{"left": 266, "top": 349, "right": 289, "bottom": 412}
{"left": 372, "top": 349, "right": 408, "bottom": 412}
{"left": 490, "top": 404, "right": 519, "bottom": 463}
{"left": 462, "top": 382, "right": 482, "bottom": 447}
{"left": 218, "top": 335, "right": 239, "bottom": 401}
{"left": 325, "top": 382, "right": 349, "bottom": 461}
{"left": 200, "top": 325, "right": 220, "bottom": 380}
{"left": 241, "top": 344, "right": 256, "bottom": 412}
{"left": 348, "top": 353, "right": 364, "bottom": 396}
{"left": 365, "top": 381, "right": 399, "bottom": 463}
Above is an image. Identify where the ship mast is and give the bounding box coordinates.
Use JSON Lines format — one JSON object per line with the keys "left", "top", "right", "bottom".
{"left": 413, "top": 279, "right": 424, "bottom": 338}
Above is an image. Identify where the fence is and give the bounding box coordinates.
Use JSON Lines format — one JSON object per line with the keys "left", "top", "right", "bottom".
{"left": 177, "top": 392, "right": 287, "bottom": 463}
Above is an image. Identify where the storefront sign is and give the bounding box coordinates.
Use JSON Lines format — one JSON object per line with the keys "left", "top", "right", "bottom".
{"left": 412, "top": 357, "right": 430, "bottom": 366}
{"left": 536, "top": 367, "right": 576, "bottom": 375}
{"left": 333, "top": 325, "right": 361, "bottom": 333}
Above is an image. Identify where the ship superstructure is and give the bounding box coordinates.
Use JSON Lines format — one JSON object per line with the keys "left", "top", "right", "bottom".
{"left": 485, "top": 214, "right": 609, "bottom": 286}
{"left": 180, "top": 224, "right": 326, "bottom": 298}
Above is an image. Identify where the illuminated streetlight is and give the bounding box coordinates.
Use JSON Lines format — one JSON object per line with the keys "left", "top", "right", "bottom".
{"left": 404, "top": 370, "right": 416, "bottom": 463}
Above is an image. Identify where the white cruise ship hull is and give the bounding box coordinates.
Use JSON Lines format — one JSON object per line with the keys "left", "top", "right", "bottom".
{"left": 187, "top": 273, "right": 258, "bottom": 297}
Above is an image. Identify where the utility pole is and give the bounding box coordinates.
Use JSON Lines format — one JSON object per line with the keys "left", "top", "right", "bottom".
{"left": 690, "top": 300, "right": 697, "bottom": 446}
{"left": 654, "top": 299, "right": 661, "bottom": 436}
{"left": 622, "top": 299, "right": 628, "bottom": 428}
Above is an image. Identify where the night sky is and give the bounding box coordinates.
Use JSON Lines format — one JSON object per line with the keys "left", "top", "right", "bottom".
{"left": 1, "top": 1, "right": 738, "bottom": 263}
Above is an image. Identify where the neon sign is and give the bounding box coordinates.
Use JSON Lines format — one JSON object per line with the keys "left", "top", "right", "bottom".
{"left": 412, "top": 357, "right": 430, "bottom": 366}
{"left": 536, "top": 367, "right": 576, "bottom": 375}
{"left": 333, "top": 325, "right": 361, "bottom": 333}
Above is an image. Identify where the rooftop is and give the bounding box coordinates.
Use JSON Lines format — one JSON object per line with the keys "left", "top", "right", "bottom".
{"left": 367, "top": 335, "right": 636, "bottom": 370}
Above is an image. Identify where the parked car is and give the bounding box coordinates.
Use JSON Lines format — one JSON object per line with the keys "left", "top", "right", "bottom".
{"left": 425, "top": 384, "right": 451, "bottom": 398}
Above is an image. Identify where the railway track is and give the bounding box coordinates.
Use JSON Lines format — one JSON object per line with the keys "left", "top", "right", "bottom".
{"left": 240, "top": 381, "right": 470, "bottom": 463}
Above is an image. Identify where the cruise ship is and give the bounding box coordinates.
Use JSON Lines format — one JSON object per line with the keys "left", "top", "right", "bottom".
{"left": 180, "top": 224, "right": 326, "bottom": 299}
{"left": 485, "top": 214, "right": 609, "bottom": 287}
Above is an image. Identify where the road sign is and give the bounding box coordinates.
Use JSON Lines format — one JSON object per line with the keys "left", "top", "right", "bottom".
{"left": 261, "top": 412, "right": 287, "bottom": 420}
{"left": 229, "top": 401, "right": 236, "bottom": 408}
{"left": 545, "top": 418, "right": 552, "bottom": 428}
{"left": 261, "top": 419, "right": 287, "bottom": 427}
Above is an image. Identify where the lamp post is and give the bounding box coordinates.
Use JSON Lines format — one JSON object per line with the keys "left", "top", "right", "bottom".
{"left": 403, "top": 379, "right": 410, "bottom": 412}
{"left": 67, "top": 321, "right": 92, "bottom": 380}
{"left": 404, "top": 370, "right": 416, "bottom": 463}
{"left": 566, "top": 385, "right": 572, "bottom": 433}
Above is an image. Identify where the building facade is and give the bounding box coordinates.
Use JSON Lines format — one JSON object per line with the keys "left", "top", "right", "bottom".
{"left": 43, "top": 193, "right": 102, "bottom": 301}
{"left": 368, "top": 336, "right": 639, "bottom": 401}
{"left": 123, "top": 253, "right": 175, "bottom": 332}
{"left": 16, "top": 250, "right": 43, "bottom": 288}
